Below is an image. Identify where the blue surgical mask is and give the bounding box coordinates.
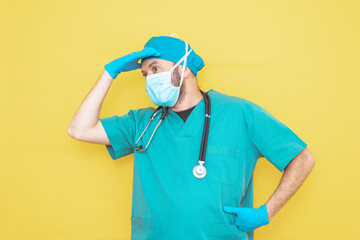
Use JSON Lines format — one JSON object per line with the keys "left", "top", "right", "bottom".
{"left": 146, "top": 42, "right": 193, "bottom": 107}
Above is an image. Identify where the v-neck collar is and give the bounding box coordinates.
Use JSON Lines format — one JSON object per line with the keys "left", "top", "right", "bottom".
{"left": 165, "top": 89, "right": 214, "bottom": 139}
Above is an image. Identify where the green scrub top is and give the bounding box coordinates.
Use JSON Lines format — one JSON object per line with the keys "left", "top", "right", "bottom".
{"left": 99, "top": 89, "right": 307, "bottom": 240}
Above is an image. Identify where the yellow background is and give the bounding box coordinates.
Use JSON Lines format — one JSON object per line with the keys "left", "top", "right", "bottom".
{"left": 1, "top": 0, "right": 359, "bottom": 239}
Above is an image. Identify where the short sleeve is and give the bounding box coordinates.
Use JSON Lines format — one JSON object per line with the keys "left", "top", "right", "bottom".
{"left": 245, "top": 101, "right": 308, "bottom": 172}
{"left": 99, "top": 109, "right": 137, "bottom": 160}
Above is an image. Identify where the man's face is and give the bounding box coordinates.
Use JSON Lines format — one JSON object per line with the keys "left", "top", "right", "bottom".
{"left": 141, "top": 58, "right": 182, "bottom": 87}
{"left": 141, "top": 58, "right": 186, "bottom": 105}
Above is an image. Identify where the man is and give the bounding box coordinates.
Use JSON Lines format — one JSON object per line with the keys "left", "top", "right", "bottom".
{"left": 67, "top": 35, "right": 315, "bottom": 240}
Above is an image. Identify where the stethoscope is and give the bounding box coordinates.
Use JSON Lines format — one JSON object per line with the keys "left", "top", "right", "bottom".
{"left": 134, "top": 90, "right": 211, "bottom": 179}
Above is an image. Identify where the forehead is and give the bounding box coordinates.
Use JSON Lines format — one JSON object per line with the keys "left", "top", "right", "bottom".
{"left": 141, "top": 58, "right": 173, "bottom": 71}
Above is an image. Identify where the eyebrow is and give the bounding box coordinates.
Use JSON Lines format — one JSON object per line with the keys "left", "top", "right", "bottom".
{"left": 142, "top": 61, "right": 159, "bottom": 74}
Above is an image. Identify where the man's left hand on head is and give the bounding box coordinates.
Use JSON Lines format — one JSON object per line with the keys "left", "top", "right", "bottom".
{"left": 222, "top": 203, "right": 270, "bottom": 232}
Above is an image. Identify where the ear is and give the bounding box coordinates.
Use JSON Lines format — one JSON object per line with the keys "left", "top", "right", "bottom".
{"left": 178, "top": 65, "right": 191, "bottom": 78}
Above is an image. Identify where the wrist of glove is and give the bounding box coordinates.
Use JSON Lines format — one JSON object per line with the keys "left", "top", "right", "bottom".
{"left": 222, "top": 203, "right": 270, "bottom": 232}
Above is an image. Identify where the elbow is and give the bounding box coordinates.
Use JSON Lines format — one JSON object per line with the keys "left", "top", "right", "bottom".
{"left": 307, "top": 155, "right": 316, "bottom": 170}
{"left": 311, "top": 157, "right": 316, "bottom": 168}
{"left": 67, "top": 126, "right": 80, "bottom": 139}
{"left": 67, "top": 127, "right": 74, "bottom": 138}
{"left": 304, "top": 148, "right": 316, "bottom": 169}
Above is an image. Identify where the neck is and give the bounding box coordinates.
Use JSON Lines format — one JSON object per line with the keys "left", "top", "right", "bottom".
{"left": 170, "top": 86, "right": 203, "bottom": 112}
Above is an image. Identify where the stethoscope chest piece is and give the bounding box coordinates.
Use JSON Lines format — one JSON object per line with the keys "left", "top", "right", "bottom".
{"left": 135, "top": 90, "right": 211, "bottom": 180}
{"left": 193, "top": 161, "right": 207, "bottom": 179}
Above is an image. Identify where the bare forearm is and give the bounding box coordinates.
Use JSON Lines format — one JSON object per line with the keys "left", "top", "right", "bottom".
{"left": 265, "top": 148, "right": 315, "bottom": 221}
{"left": 68, "top": 70, "right": 114, "bottom": 135}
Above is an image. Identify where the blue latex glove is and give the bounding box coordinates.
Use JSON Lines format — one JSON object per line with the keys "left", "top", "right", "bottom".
{"left": 104, "top": 47, "right": 161, "bottom": 79}
{"left": 222, "top": 203, "right": 270, "bottom": 232}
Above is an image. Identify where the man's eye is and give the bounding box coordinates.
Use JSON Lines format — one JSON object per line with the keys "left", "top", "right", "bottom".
{"left": 153, "top": 66, "right": 159, "bottom": 72}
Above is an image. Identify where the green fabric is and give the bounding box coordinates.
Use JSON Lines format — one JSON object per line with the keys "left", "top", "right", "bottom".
{"left": 99, "top": 89, "right": 307, "bottom": 240}
{"left": 140, "top": 36, "right": 205, "bottom": 77}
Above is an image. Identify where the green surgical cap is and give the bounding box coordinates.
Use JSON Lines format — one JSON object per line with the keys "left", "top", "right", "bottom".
{"left": 140, "top": 36, "right": 205, "bottom": 77}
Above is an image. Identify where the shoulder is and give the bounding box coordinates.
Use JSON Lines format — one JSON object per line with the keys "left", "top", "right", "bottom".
{"left": 129, "top": 106, "right": 157, "bottom": 122}
{"left": 208, "top": 89, "right": 258, "bottom": 112}
{"left": 131, "top": 106, "right": 156, "bottom": 114}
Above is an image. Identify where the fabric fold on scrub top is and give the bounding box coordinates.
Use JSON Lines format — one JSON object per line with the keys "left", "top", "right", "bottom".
{"left": 99, "top": 89, "right": 308, "bottom": 240}
{"left": 99, "top": 111, "right": 136, "bottom": 159}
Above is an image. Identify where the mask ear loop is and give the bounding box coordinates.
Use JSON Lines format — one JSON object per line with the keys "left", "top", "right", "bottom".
{"left": 168, "top": 42, "right": 192, "bottom": 107}
{"left": 170, "top": 42, "right": 192, "bottom": 88}
{"left": 179, "top": 43, "right": 188, "bottom": 86}
{"left": 170, "top": 44, "right": 192, "bottom": 72}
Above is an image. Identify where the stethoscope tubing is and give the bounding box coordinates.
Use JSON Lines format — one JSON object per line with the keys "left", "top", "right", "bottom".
{"left": 198, "top": 90, "right": 211, "bottom": 164}
{"left": 134, "top": 90, "right": 211, "bottom": 168}
{"left": 134, "top": 106, "right": 169, "bottom": 152}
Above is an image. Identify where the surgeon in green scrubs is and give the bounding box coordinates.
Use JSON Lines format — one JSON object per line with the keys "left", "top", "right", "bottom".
{"left": 69, "top": 35, "right": 315, "bottom": 240}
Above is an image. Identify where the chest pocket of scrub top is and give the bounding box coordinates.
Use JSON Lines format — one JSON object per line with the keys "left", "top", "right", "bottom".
{"left": 205, "top": 145, "right": 243, "bottom": 186}
{"left": 131, "top": 216, "right": 157, "bottom": 240}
